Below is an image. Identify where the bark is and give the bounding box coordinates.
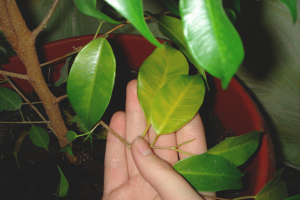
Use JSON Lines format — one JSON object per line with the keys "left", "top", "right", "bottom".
{"left": 0, "top": 0, "right": 76, "bottom": 163}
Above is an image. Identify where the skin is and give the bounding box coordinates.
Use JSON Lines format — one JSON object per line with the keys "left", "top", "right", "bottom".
{"left": 102, "top": 80, "right": 209, "bottom": 200}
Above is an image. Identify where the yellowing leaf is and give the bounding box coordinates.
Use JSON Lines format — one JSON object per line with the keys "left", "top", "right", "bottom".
{"left": 11, "top": 131, "right": 28, "bottom": 168}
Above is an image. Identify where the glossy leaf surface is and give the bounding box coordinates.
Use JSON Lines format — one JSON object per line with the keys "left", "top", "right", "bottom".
{"left": 11, "top": 131, "right": 28, "bottom": 168}
{"left": 278, "top": 0, "right": 298, "bottom": 23}
{"left": 73, "top": 0, "right": 121, "bottom": 24}
{"left": 105, "top": 0, "right": 162, "bottom": 47}
{"left": 0, "top": 87, "right": 22, "bottom": 111}
{"left": 56, "top": 166, "right": 69, "bottom": 197}
{"left": 54, "top": 56, "right": 72, "bottom": 87}
{"left": 67, "top": 38, "right": 116, "bottom": 130}
{"left": 153, "top": 15, "right": 206, "bottom": 78}
{"left": 151, "top": 75, "right": 205, "bottom": 135}
{"left": 137, "top": 42, "right": 189, "bottom": 124}
{"left": 66, "top": 131, "right": 77, "bottom": 143}
{"left": 29, "top": 125, "right": 49, "bottom": 151}
{"left": 174, "top": 154, "right": 243, "bottom": 192}
{"left": 205, "top": 131, "right": 262, "bottom": 166}
{"left": 180, "top": 0, "right": 244, "bottom": 89}
{"left": 255, "top": 169, "right": 288, "bottom": 200}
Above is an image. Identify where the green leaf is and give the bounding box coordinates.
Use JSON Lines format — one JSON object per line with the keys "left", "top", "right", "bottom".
{"left": 28, "top": 125, "right": 50, "bottom": 151}
{"left": 0, "top": 45, "right": 8, "bottom": 64}
{"left": 255, "top": 169, "right": 288, "bottom": 200}
{"left": 66, "top": 131, "right": 77, "bottom": 143}
{"left": 224, "top": 8, "right": 237, "bottom": 25}
{"left": 151, "top": 75, "right": 205, "bottom": 135}
{"left": 67, "top": 38, "right": 116, "bottom": 130}
{"left": 54, "top": 56, "right": 72, "bottom": 87}
{"left": 153, "top": 15, "right": 207, "bottom": 80}
{"left": 278, "top": 0, "right": 298, "bottom": 23}
{"left": 73, "top": 0, "right": 122, "bottom": 24}
{"left": 70, "top": 115, "right": 89, "bottom": 133}
{"left": 161, "top": 0, "right": 180, "bottom": 15}
{"left": 285, "top": 194, "right": 300, "bottom": 200}
{"left": 105, "top": 0, "right": 162, "bottom": 47}
{"left": 205, "top": 131, "right": 262, "bottom": 166}
{"left": 0, "top": 87, "right": 22, "bottom": 111}
{"left": 179, "top": 0, "right": 244, "bottom": 89}
{"left": 11, "top": 131, "right": 28, "bottom": 168}
{"left": 174, "top": 154, "right": 243, "bottom": 192}
{"left": 60, "top": 145, "right": 74, "bottom": 157}
{"left": 137, "top": 42, "right": 189, "bottom": 124}
{"left": 56, "top": 166, "right": 69, "bottom": 197}
{"left": 223, "top": 0, "right": 241, "bottom": 15}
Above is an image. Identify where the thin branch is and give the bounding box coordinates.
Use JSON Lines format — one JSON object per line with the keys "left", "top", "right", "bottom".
{"left": 23, "top": 102, "right": 43, "bottom": 105}
{"left": 0, "top": 121, "right": 50, "bottom": 124}
{"left": 0, "top": 69, "right": 28, "bottom": 80}
{"left": 56, "top": 94, "right": 68, "bottom": 103}
{"left": 40, "top": 49, "right": 81, "bottom": 67}
{"left": 32, "top": 0, "right": 61, "bottom": 39}
{"left": 100, "top": 120, "right": 131, "bottom": 149}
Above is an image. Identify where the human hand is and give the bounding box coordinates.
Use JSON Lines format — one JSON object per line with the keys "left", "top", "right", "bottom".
{"left": 102, "top": 80, "right": 208, "bottom": 200}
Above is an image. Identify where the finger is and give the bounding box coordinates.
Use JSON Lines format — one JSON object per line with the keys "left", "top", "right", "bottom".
{"left": 132, "top": 136, "right": 203, "bottom": 200}
{"left": 103, "top": 111, "right": 128, "bottom": 195}
{"left": 125, "top": 80, "right": 148, "bottom": 175}
{"left": 176, "top": 113, "right": 207, "bottom": 160}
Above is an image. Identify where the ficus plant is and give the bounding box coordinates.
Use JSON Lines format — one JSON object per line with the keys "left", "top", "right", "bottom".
{"left": 0, "top": 0, "right": 298, "bottom": 199}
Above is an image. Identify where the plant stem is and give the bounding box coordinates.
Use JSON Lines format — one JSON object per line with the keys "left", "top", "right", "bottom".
{"left": 40, "top": 49, "right": 81, "bottom": 67}
{"left": 0, "top": 121, "right": 50, "bottom": 124}
{"left": 100, "top": 120, "right": 131, "bottom": 149}
{"left": 0, "top": 69, "right": 28, "bottom": 80}
{"left": 56, "top": 94, "right": 68, "bottom": 103}
{"left": 150, "top": 135, "right": 160, "bottom": 147}
{"left": 142, "top": 123, "right": 150, "bottom": 137}
{"left": 151, "top": 138, "right": 196, "bottom": 156}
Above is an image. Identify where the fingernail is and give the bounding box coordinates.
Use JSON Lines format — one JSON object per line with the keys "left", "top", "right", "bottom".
{"left": 134, "top": 136, "right": 153, "bottom": 156}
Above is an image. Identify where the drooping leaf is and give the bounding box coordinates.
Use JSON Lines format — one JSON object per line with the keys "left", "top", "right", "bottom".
{"left": 67, "top": 38, "right": 116, "bottom": 130}
{"left": 70, "top": 115, "right": 89, "bottom": 133}
{"left": 104, "top": 0, "right": 162, "bottom": 47}
{"left": 161, "top": 0, "right": 180, "bottom": 15}
{"left": 174, "top": 154, "right": 243, "bottom": 192}
{"left": 28, "top": 125, "right": 50, "bottom": 151}
{"left": 137, "top": 42, "right": 189, "bottom": 124}
{"left": 255, "top": 169, "right": 288, "bottom": 200}
{"left": 152, "top": 15, "right": 207, "bottom": 80}
{"left": 151, "top": 75, "right": 205, "bottom": 135}
{"left": 0, "top": 87, "right": 22, "bottom": 111}
{"left": 205, "top": 131, "right": 262, "bottom": 166}
{"left": 60, "top": 145, "right": 74, "bottom": 157}
{"left": 224, "top": 8, "right": 237, "bottom": 25}
{"left": 66, "top": 131, "right": 78, "bottom": 143}
{"left": 278, "top": 0, "right": 298, "bottom": 23}
{"left": 54, "top": 56, "right": 72, "bottom": 87}
{"left": 285, "top": 194, "right": 300, "bottom": 200}
{"left": 73, "top": 0, "right": 122, "bottom": 24}
{"left": 56, "top": 166, "right": 69, "bottom": 197}
{"left": 11, "top": 131, "right": 29, "bottom": 168}
{"left": 179, "top": 0, "right": 244, "bottom": 89}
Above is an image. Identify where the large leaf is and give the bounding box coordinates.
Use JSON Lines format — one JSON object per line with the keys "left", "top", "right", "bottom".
{"left": 255, "top": 169, "right": 288, "bottom": 200}
{"left": 73, "top": 0, "right": 122, "bottom": 24}
{"left": 67, "top": 38, "right": 116, "bottom": 130}
{"left": 153, "top": 15, "right": 206, "bottom": 79}
{"left": 205, "top": 131, "right": 262, "bottom": 166}
{"left": 11, "top": 131, "right": 28, "bottom": 168}
{"left": 0, "top": 87, "right": 22, "bottom": 111}
{"left": 104, "top": 0, "right": 162, "bottom": 47}
{"left": 151, "top": 75, "right": 205, "bottom": 135}
{"left": 29, "top": 125, "right": 50, "bottom": 151}
{"left": 174, "top": 154, "right": 243, "bottom": 192}
{"left": 179, "top": 0, "right": 244, "bottom": 89}
{"left": 137, "top": 42, "right": 189, "bottom": 124}
{"left": 278, "top": 0, "right": 298, "bottom": 23}
{"left": 56, "top": 166, "right": 69, "bottom": 197}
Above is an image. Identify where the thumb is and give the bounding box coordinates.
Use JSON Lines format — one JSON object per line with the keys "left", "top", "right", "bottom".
{"left": 131, "top": 136, "right": 202, "bottom": 200}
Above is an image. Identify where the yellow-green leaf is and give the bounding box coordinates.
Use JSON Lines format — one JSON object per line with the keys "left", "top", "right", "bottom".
{"left": 11, "top": 131, "right": 28, "bottom": 168}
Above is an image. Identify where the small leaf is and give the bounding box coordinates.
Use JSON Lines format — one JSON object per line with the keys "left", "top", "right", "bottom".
{"left": 224, "top": 8, "right": 237, "bottom": 25}
{"left": 161, "top": 0, "right": 180, "bottom": 15}
{"left": 151, "top": 75, "right": 205, "bottom": 135}
{"left": 66, "top": 131, "right": 77, "bottom": 143}
{"left": 180, "top": 0, "right": 244, "bottom": 89}
{"left": 67, "top": 38, "right": 116, "bottom": 130}
{"left": 73, "top": 0, "right": 122, "bottom": 24}
{"left": 223, "top": 0, "right": 241, "bottom": 15}
{"left": 29, "top": 125, "right": 50, "bottom": 151}
{"left": 56, "top": 166, "right": 69, "bottom": 197}
{"left": 255, "top": 169, "right": 288, "bottom": 200}
{"left": 174, "top": 154, "right": 243, "bottom": 192}
{"left": 278, "top": 0, "right": 298, "bottom": 23}
{"left": 70, "top": 115, "right": 89, "bottom": 133}
{"left": 137, "top": 42, "right": 189, "bottom": 124}
{"left": 153, "top": 15, "right": 207, "bottom": 80}
{"left": 105, "top": 0, "right": 162, "bottom": 47}
{"left": 11, "top": 131, "right": 29, "bottom": 168}
{"left": 205, "top": 131, "right": 262, "bottom": 166}
{"left": 285, "top": 194, "right": 300, "bottom": 200}
{"left": 54, "top": 56, "right": 72, "bottom": 87}
{"left": 0, "top": 87, "right": 22, "bottom": 111}
{"left": 60, "top": 145, "right": 74, "bottom": 157}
